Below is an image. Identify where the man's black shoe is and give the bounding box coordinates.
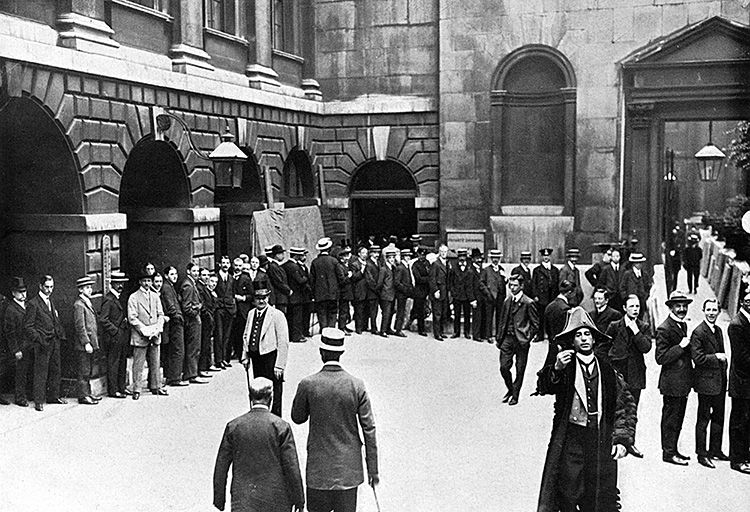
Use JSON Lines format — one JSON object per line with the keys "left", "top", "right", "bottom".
{"left": 393, "top": 331, "right": 407, "bottom": 337}
{"left": 502, "top": 392, "right": 512, "bottom": 403}
{"left": 49, "top": 398, "right": 67, "bottom": 405}
{"left": 450, "top": 333, "right": 460, "bottom": 339}
{"left": 15, "top": 399, "right": 29, "bottom": 407}
{"left": 709, "top": 451, "right": 730, "bottom": 461}
{"left": 132, "top": 391, "right": 140, "bottom": 400}
{"left": 698, "top": 456, "right": 715, "bottom": 469}
{"left": 627, "top": 445, "right": 644, "bottom": 458}
{"left": 730, "top": 462, "right": 750, "bottom": 474}
{"left": 35, "top": 403, "right": 43, "bottom": 411}
{"left": 675, "top": 452, "right": 691, "bottom": 461}
{"left": 109, "top": 392, "right": 126, "bottom": 399}
{"left": 509, "top": 397, "right": 519, "bottom": 406}
{"left": 151, "top": 388, "right": 169, "bottom": 396}
{"left": 90, "top": 395, "right": 102, "bottom": 402}
{"left": 434, "top": 336, "right": 444, "bottom": 341}
{"left": 189, "top": 378, "right": 209, "bottom": 384}
{"left": 662, "top": 455, "right": 688, "bottom": 466}
{"left": 78, "top": 396, "right": 97, "bottom": 405}
{"left": 198, "top": 372, "right": 212, "bottom": 378}
{"left": 0, "top": 396, "right": 10, "bottom": 405}
{"left": 418, "top": 331, "right": 427, "bottom": 336}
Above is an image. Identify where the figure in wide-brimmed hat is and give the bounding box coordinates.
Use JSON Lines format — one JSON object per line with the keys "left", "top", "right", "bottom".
{"left": 619, "top": 252, "right": 652, "bottom": 322}
{"left": 4, "top": 277, "right": 30, "bottom": 406}
{"left": 656, "top": 290, "right": 695, "bottom": 466}
{"left": 536, "top": 306, "right": 636, "bottom": 512}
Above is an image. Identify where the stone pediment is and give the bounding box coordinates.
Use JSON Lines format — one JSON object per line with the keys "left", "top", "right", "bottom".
{"left": 621, "top": 16, "right": 750, "bottom": 67}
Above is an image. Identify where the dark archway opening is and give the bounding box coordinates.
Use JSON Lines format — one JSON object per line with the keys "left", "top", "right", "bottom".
{"left": 282, "top": 148, "right": 316, "bottom": 206}
{"left": 119, "top": 138, "right": 192, "bottom": 281}
{"left": 214, "top": 148, "right": 264, "bottom": 258}
{"left": 350, "top": 159, "right": 417, "bottom": 246}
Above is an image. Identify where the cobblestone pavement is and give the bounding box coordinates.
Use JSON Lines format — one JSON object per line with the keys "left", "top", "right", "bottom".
{"left": 1, "top": 268, "right": 747, "bottom": 511}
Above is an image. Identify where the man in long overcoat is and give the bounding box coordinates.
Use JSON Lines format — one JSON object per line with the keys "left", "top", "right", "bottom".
{"left": 429, "top": 244, "right": 450, "bottom": 340}
{"left": 291, "top": 328, "right": 378, "bottom": 512}
{"left": 3, "top": 277, "right": 31, "bottom": 406}
{"left": 532, "top": 248, "right": 560, "bottom": 340}
{"left": 99, "top": 271, "right": 130, "bottom": 398}
{"left": 655, "top": 290, "right": 693, "bottom": 465}
{"left": 73, "top": 276, "right": 101, "bottom": 405}
{"left": 268, "top": 245, "right": 293, "bottom": 314}
{"left": 449, "top": 248, "right": 476, "bottom": 339}
{"left": 310, "top": 237, "right": 342, "bottom": 330}
{"left": 727, "top": 293, "right": 750, "bottom": 474}
{"left": 479, "top": 249, "right": 506, "bottom": 342}
{"left": 285, "top": 247, "right": 312, "bottom": 342}
{"left": 558, "top": 248, "right": 584, "bottom": 307}
{"left": 605, "top": 294, "right": 651, "bottom": 458}
{"left": 213, "top": 377, "right": 304, "bottom": 512}
{"left": 536, "top": 307, "right": 637, "bottom": 512}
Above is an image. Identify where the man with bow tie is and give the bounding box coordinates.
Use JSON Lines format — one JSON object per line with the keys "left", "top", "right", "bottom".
{"left": 24, "top": 274, "right": 67, "bottom": 411}
{"left": 655, "top": 291, "right": 694, "bottom": 466}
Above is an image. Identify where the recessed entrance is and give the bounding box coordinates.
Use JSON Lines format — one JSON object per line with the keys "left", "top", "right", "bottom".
{"left": 350, "top": 160, "right": 417, "bottom": 245}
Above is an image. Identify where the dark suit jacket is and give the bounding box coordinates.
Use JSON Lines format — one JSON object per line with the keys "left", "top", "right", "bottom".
{"left": 284, "top": 260, "right": 311, "bottom": 305}
{"left": 599, "top": 263, "right": 623, "bottom": 307}
{"left": 24, "top": 294, "right": 65, "bottom": 348}
{"left": 394, "top": 262, "right": 413, "bottom": 299}
{"left": 605, "top": 317, "right": 652, "bottom": 390}
{"left": 73, "top": 296, "right": 100, "bottom": 351}
{"left": 268, "top": 260, "right": 292, "bottom": 306}
{"left": 511, "top": 264, "right": 533, "bottom": 297}
{"left": 479, "top": 265, "right": 506, "bottom": 301}
{"left": 449, "top": 262, "right": 475, "bottom": 301}
{"left": 589, "top": 306, "right": 622, "bottom": 334}
{"left": 429, "top": 258, "right": 449, "bottom": 298}
{"left": 215, "top": 271, "right": 237, "bottom": 315}
{"left": 197, "top": 281, "right": 217, "bottom": 323}
{"left": 411, "top": 258, "right": 431, "bottom": 299}
{"left": 655, "top": 316, "right": 693, "bottom": 397}
{"left": 619, "top": 268, "right": 652, "bottom": 304}
{"left": 3, "top": 300, "right": 30, "bottom": 353}
{"left": 338, "top": 261, "right": 354, "bottom": 301}
{"left": 213, "top": 407, "right": 304, "bottom": 512}
{"left": 532, "top": 264, "right": 560, "bottom": 306}
{"left": 310, "top": 253, "right": 342, "bottom": 302}
{"left": 377, "top": 263, "right": 396, "bottom": 301}
{"left": 179, "top": 275, "right": 202, "bottom": 318}
{"left": 683, "top": 245, "right": 702, "bottom": 270}
{"left": 727, "top": 311, "right": 750, "bottom": 399}
{"left": 161, "top": 281, "right": 184, "bottom": 323}
{"left": 234, "top": 273, "right": 255, "bottom": 319}
{"left": 349, "top": 257, "right": 368, "bottom": 301}
{"left": 559, "top": 263, "right": 583, "bottom": 306}
{"left": 544, "top": 297, "right": 570, "bottom": 342}
{"left": 497, "top": 293, "right": 539, "bottom": 344}
{"left": 99, "top": 291, "right": 129, "bottom": 346}
{"left": 291, "top": 364, "right": 378, "bottom": 490}
{"left": 364, "top": 258, "right": 381, "bottom": 300}
{"left": 584, "top": 261, "right": 603, "bottom": 288}
{"left": 690, "top": 320, "right": 727, "bottom": 396}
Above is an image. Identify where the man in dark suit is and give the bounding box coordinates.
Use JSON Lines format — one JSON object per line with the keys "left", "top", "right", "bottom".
{"left": 348, "top": 246, "right": 369, "bottom": 335}
{"left": 449, "top": 249, "right": 476, "bottom": 339}
{"left": 213, "top": 376, "right": 304, "bottom": 512}
{"left": 198, "top": 268, "right": 219, "bottom": 374}
{"left": 99, "top": 271, "right": 130, "bottom": 398}
{"left": 285, "top": 247, "right": 312, "bottom": 342}
{"left": 291, "top": 328, "right": 379, "bottom": 512}
{"left": 392, "top": 249, "right": 414, "bottom": 337}
{"left": 335, "top": 247, "right": 354, "bottom": 334}
{"left": 584, "top": 245, "right": 612, "bottom": 290}
{"left": 605, "top": 294, "right": 652, "bottom": 458}
{"left": 541, "top": 280, "right": 577, "bottom": 370}
{"left": 559, "top": 247, "right": 584, "bottom": 307}
{"left": 690, "top": 298, "right": 729, "bottom": 469}
{"left": 364, "top": 246, "right": 381, "bottom": 334}
{"left": 214, "top": 255, "right": 236, "bottom": 369}
{"left": 497, "top": 274, "right": 539, "bottom": 405}
{"left": 267, "top": 245, "right": 293, "bottom": 314}
{"left": 24, "top": 274, "right": 67, "bottom": 411}
{"left": 376, "top": 248, "right": 397, "bottom": 337}
{"left": 683, "top": 233, "right": 702, "bottom": 295}
{"left": 3, "top": 277, "right": 31, "bottom": 407}
{"left": 232, "top": 258, "right": 254, "bottom": 364}
{"left": 73, "top": 276, "right": 101, "bottom": 405}
{"left": 411, "top": 247, "right": 431, "bottom": 336}
{"left": 619, "top": 252, "right": 652, "bottom": 321}
{"left": 532, "top": 247, "right": 560, "bottom": 340}
{"left": 471, "top": 249, "right": 487, "bottom": 342}
{"left": 655, "top": 291, "right": 694, "bottom": 465}
{"left": 727, "top": 293, "right": 750, "bottom": 474}
{"left": 589, "top": 287, "right": 622, "bottom": 336}
{"left": 511, "top": 250, "right": 533, "bottom": 298}
{"left": 180, "top": 262, "right": 206, "bottom": 384}
{"left": 599, "top": 248, "right": 624, "bottom": 313}
{"left": 429, "top": 244, "right": 450, "bottom": 340}
{"left": 162, "top": 265, "right": 184, "bottom": 381}
{"left": 479, "top": 249, "right": 507, "bottom": 343}
{"left": 311, "top": 237, "right": 343, "bottom": 330}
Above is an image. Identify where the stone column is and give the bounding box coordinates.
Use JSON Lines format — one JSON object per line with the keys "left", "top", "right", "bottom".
{"left": 300, "top": 0, "right": 322, "bottom": 100}
{"left": 623, "top": 103, "right": 655, "bottom": 256}
{"left": 246, "top": 0, "right": 280, "bottom": 90}
{"left": 170, "top": 0, "right": 214, "bottom": 74}
{"left": 56, "top": 0, "right": 119, "bottom": 53}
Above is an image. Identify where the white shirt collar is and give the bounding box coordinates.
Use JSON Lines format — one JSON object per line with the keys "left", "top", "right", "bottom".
{"left": 512, "top": 290, "right": 523, "bottom": 302}
{"left": 542, "top": 261, "right": 551, "bottom": 270}
{"left": 669, "top": 312, "right": 686, "bottom": 324}
{"left": 704, "top": 320, "right": 716, "bottom": 332}
{"left": 14, "top": 298, "right": 25, "bottom": 309}
{"left": 577, "top": 353, "right": 595, "bottom": 365}
{"left": 110, "top": 288, "right": 120, "bottom": 299}
{"left": 567, "top": 261, "right": 576, "bottom": 270}
{"left": 251, "top": 404, "right": 270, "bottom": 410}
{"left": 557, "top": 294, "right": 568, "bottom": 304}
{"left": 323, "top": 361, "right": 342, "bottom": 368}
{"left": 741, "top": 309, "right": 750, "bottom": 323}
{"left": 633, "top": 267, "right": 642, "bottom": 278}
{"left": 39, "top": 291, "right": 50, "bottom": 302}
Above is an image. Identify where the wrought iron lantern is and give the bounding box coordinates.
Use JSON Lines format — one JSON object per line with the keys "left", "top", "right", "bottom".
{"left": 695, "top": 121, "right": 726, "bottom": 182}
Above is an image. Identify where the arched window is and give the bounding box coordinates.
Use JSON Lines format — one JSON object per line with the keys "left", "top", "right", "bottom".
{"left": 491, "top": 45, "right": 576, "bottom": 214}
{"left": 282, "top": 148, "right": 315, "bottom": 199}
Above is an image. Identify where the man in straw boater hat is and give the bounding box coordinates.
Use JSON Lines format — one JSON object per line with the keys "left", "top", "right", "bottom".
{"left": 127, "top": 270, "right": 166, "bottom": 401}
{"left": 619, "top": 252, "right": 652, "bottom": 321}
{"left": 291, "top": 328, "right": 379, "bottom": 512}
{"left": 536, "top": 307, "right": 637, "bottom": 512}
{"left": 311, "top": 237, "right": 342, "bottom": 330}
{"left": 3, "top": 276, "right": 30, "bottom": 406}
{"left": 73, "top": 275, "right": 102, "bottom": 405}
{"left": 241, "top": 286, "right": 289, "bottom": 417}
{"left": 100, "top": 271, "right": 131, "bottom": 399}
{"left": 655, "top": 290, "right": 694, "bottom": 466}
{"left": 479, "top": 248, "right": 506, "bottom": 343}
{"left": 511, "top": 249, "right": 533, "bottom": 298}
{"left": 558, "top": 247, "right": 584, "bottom": 307}
{"left": 284, "top": 246, "right": 312, "bottom": 343}
{"left": 213, "top": 376, "right": 304, "bottom": 512}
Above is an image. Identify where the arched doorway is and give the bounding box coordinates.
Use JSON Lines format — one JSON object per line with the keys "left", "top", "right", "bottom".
{"left": 491, "top": 45, "right": 576, "bottom": 214}
{"left": 282, "top": 148, "right": 316, "bottom": 206}
{"left": 119, "top": 137, "right": 192, "bottom": 279}
{"left": 214, "top": 148, "right": 264, "bottom": 258}
{"left": 350, "top": 159, "right": 417, "bottom": 245}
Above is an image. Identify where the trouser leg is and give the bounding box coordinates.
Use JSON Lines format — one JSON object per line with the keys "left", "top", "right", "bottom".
{"left": 353, "top": 300, "right": 365, "bottom": 333}
{"left": 499, "top": 335, "right": 515, "bottom": 392}
{"left": 729, "top": 397, "right": 750, "bottom": 464}
{"left": 379, "top": 299, "right": 393, "bottom": 333}
{"left": 413, "top": 297, "right": 426, "bottom": 332}
{"left": 431, "top": 298, "right": 443, "bottom": 337}
{"left": 512, "top": 342, "right": 530, "bottom": 399}
{"left": 147, "top": 344, "right": 161, "bottom": 390}
{"left": 199, "top": 316, "right": 213, "bottom": 371}
{"left": 14, "top": 350, "right": 31, "bottom": 402}
{"left": 166, "top": 320, "right": 185, "bottom": 382}
{"left": 695, "top": 393, "right": 711, "bottom": 456}
{"left": 77, "top": 351, "right": 93, "bottom": 400}
{"left": 183, "top": 316, "right": 201, "bottom": 380}
{"left": 251, "top": 350, "right": 282, "bottom": 416}
{"left": 132, "top": 346, "right": 146, "bottom": 393}
{"left": 661, "top": 395, "right": 688, "bottom": 456}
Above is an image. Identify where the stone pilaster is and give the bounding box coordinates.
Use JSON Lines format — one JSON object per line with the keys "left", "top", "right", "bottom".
{"left": 246, "top": 0, "right": 280, "bottom": 90}
{"left": 56, "top": 0, "right": 119, "bottom": 53}
{"left": 170, "top": 0, "right": 214, "bottom": 74}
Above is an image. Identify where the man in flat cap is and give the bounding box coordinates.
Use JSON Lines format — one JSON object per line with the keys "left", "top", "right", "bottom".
{"left": 559, "top": 248, "right": 583, "bottom": 307}
{"left": 532, "top": 248, "right": 560, "bottom": 340}
{"left": 100, "top": 271, "right": 131, "bottom": 398}
{"left": 536, "top": 308, "right": 636, "bottom": 512}
{"left": 311, "top": 237, "right": 343, "bottom": 330}
{"left": 3, "top": 277, "right": 31, "bottom": 406}
{"left": 242, "top": 287, "right": 289, "bottom": 417}
{"left": 213, "top": 376, "right": 304, "bottom": 512}
{"left": 292, "top": 328, "right": 379, "bottom": 512}
{"left": 656, "top": 290, "right": 694, "bottom": 465}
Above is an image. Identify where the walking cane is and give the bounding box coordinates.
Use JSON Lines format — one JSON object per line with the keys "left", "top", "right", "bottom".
{"left": 371, "top": 483, "right": 381, "bottom": 512}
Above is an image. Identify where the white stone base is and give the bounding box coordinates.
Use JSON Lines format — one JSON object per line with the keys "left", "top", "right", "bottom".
{"left": 170, "top": 44, "right": 215, "bottom": 74}
{"left": 490, "top": 215, "right": 574, "bottom": 263}
{"left": 301, "top": 78, "right": 323, "bottom": 101}
{"left": 56, "top": 13, "right": 119, "bottom": 55}
{"left": 246, "top": 63, "right": 281, "bottom": 90}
